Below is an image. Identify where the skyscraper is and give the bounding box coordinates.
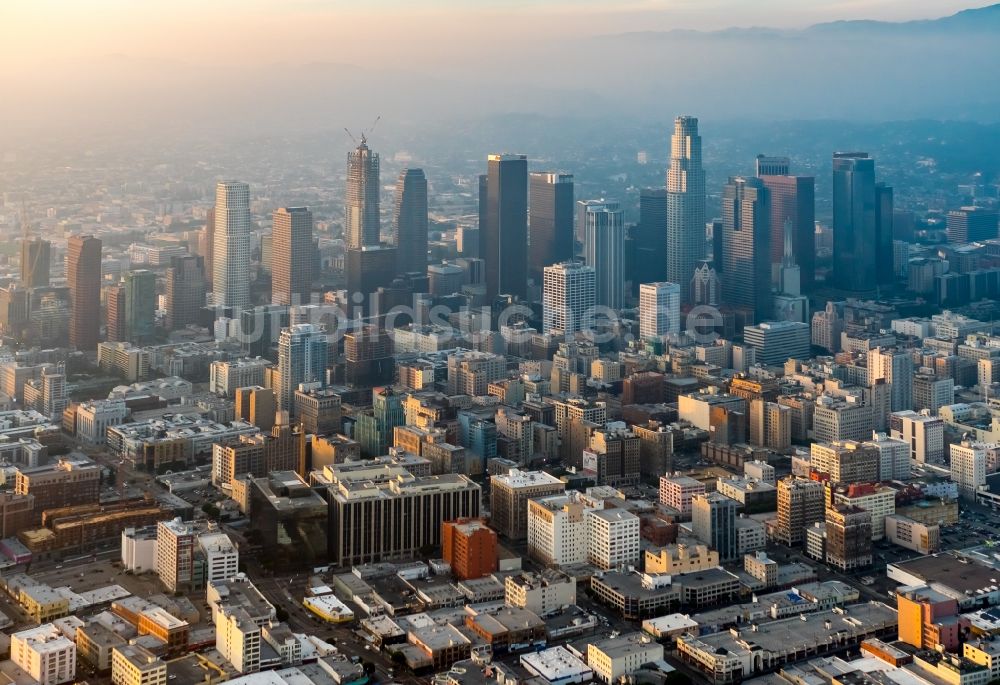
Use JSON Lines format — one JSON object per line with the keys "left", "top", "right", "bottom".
{"left": 165, "top": 255, "right": 205, "bottom": 331}
{"left": 666, "top": 116, "right": 706, "bottom": 304}
{"left": 105, "top": 284, "right": 126, "bottom": 343}
{"left": 20, "top": 237, "right": 50, "bottom": 288}
{"left": 875, "top": 182, "right": 894, "bottom": 287}
{"left": 345, "top": 137, "right": 380, "bottom": 249}
{"left": 721, "top": 177, "right": 772, "bottom": 323}
{"left": 393, "top": 168, "right": 429, "bottom": 276}
{"left": 580, "top": 200, "right": 625, "bottom": 310}
{"left": 271, "top": 207, "right": 314, "bottom": 306}
{"left": 754, "top": 155, "right": 790, "bottom": 177}
{"left": 947, "top": 206, "right": 999, "bottom": 244}
{"left": 638, "top": 282, "right": 681, "bottom": 341}
{"left": 123, "top": 269, "right": 156, "bottom": 344}
{"left": 276, "top": 323, "right": 328, "bottom": 417}
{"left": 631, "top": 188, "right": 669, "bottom": 292}
{"left": 528, "top": 172, "right": 574, "bottom": 284}
{"left": 759, "top": 172, "right": 816, "bottom": 292}
{"left": 832, "top": 153, "right": 877, "bottom": 293}
{"left": 200, "top": 208, "right": 215, "bottom": 291}
{"left": 213, "top": 181, "right": 252, "bottom": 310}
{"left": 481, "top": 154, "right": 528, "bottom": 300}
{"left": 67, "top": 235, "right": 102, "bottom": 350}
{"left": 543, "top": 261, "right": 596, "bottom": 337}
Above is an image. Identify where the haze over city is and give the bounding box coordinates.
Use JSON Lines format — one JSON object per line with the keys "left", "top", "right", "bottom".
{"left": 2, "top": 3, "right": 1000, "bottom": 685}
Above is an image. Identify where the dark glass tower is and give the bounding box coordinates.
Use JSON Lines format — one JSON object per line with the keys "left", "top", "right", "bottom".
{"left": 20, "top": 237, "right": 50, "bottom": 288}
{"left": 721, "top": 177, "right": 772, "bottom": 323}
{"left": 875, "top": 183, "right": 894, "bottom": 287}
{"left": 481, "top": 154, "right": 528, "bottom": 300}
{"left": 832, "top": 153, "right": 877, "bottom": 293}
{"left": 632, "top": 188, "right": 669, "bottom": 294}
{"left": 528, "top": 172, "right": 574, "bottom": 284}
{"left": 393, "top": 169, "right": 429, "bottom": 276}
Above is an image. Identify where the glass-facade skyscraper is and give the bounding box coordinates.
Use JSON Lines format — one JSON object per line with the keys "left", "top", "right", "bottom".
{"left": 580, "top": 200, "right": 626, "bottom": 310}
{"left": 393, "top": 168, "right": 429, "bottom": 275}
{"left": 528, "top": 172, "right": 574, "bottom": 285}
{"left": 832, "top": 153, "right": 877, "bottom": 293}
{"left": 481, "top": 154, "right": 528, "bottom": 300}
{"left": 277, "top": 323, "right": 328, "bottom": 417}
{"left": 721, "top": 177, "right": 772, "bottom": 324}
{"left": 666, "top": 116, "right": 706, "bottom": 304}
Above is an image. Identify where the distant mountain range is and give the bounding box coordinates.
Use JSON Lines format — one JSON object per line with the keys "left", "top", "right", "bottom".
{"left": 613, "top": 3, "right": 1000, "bottom": 39}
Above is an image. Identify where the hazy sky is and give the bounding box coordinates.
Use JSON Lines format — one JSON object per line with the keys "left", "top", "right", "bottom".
{"left": 1, "top": 0, "right": 982, "bottom": 69}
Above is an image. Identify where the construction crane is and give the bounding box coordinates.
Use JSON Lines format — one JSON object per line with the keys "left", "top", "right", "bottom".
{"left": 344, "top": 115, "right": 381, "bottom": 147}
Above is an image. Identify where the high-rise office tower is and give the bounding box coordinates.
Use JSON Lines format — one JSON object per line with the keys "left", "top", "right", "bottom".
{"left": 947, "top": 206, "right": 999, "bottom": 244}
{"left": 543, "top": 261, "right": 596, "bottom": 336}
{"left": 105, "top": 284, "right": 126, "bottom": 343}
{"left": 875, "top": 182, "right": 894, "bottom": 287}
{"left": 638, "top": 282, "right": 681, "bottom": 341}
{"left": 631, "top": 188, "right": 669, "bottom": 292}
{"left": 20, "top": 237, "right": 50, "bottom": 288}
{"left": 67, "top": 235, "right": 102, "bottom": 350}
{"left": 123, "top": 269, "right": 156, "bottom": 344}
{"left": 345, "top": 137, "right": 380, "bottom": 249}
{"left": 758, "top": 168, "right": 816, "bottom": 292}
{"left": 271, "top": 207, "right": 314, "bottom": 306}
{"left": 201, "top": 208, "right": 215, "bottom": 291}
{"left": 580, "top": 200, "right": 625, "bottom": 310}
{"left": 276, "top": 323, "right": 328, "bottom": 417}
{"left": 213, "top": 181, "right": 252, "bottom": 310}
{"left": 721, "top": 177, "right": 772, "bottom": 323}
{"left": 754, "top": 155, "right": 790, "bottom": 177}
{"left": 666, "top": 116, "right": 706, "bottom": 304}
{"left": 165, "top": 255, "right": 205, "bottom": 331}
{"left": 393, "top": 169, "right": 429, "bottom": 276}
{"left": 832, "top": 153, "right": 877, "bottom": 293}
{"left": 528, "top": 172, "right": 574, "bottom": 284}
{"left": 481, "top": 154, "right": 528, "bottom": 300}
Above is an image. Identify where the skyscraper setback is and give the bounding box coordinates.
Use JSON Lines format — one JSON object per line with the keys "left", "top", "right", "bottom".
{"left": 721, "top": 176, "right": 772, "bottom": 323}
{"left": 66, "top": 235, "right": 102, "bottom": 350}
{"left": 666, "top": 116, "right": 706, "bottom": 304}
{"left": 213, "top": 181, "right": 252, "bottom": 310}
{"left": 481, "top": 154, "right": 528, "bottom": 300}
{"left": 393, "top": 168, "right": 429, "bottom": 275}
{"left": 271, "top": 207, "right": 314, "bottom": 306}
{"left": 528, "top": 172, "right": 574, "bottom": 285}
{"left": 345, "top": 137, "right": 381, "bottom": 249}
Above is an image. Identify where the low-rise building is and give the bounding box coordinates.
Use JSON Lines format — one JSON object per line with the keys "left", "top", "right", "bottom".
{"left": 11, "top": 623, "right": 77, "bottom": 685}
{"left": 505, "top": 570, "right": 576, "bottom": 616}
{"left": 587, "top": 632, "right": 664, "bottom": 684}
{"left": 111, "top": 644, "right": 166, "bottom": 685}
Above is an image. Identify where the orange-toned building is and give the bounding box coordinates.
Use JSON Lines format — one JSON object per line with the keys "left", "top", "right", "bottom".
{"left": 441, "top": 518, "right": 497, "bottom": 580}
{"left": 897, "top": 584, "right": 961, "bottom": 652}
